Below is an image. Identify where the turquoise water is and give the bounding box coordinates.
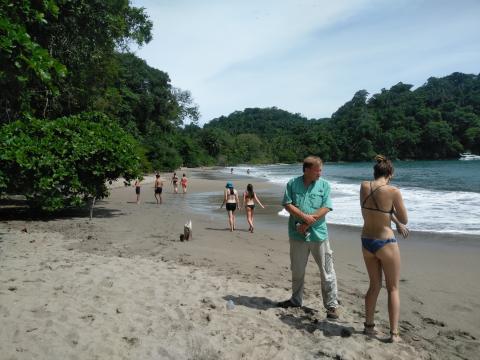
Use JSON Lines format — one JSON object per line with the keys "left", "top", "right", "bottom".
{"left": 230, "top": 160, "right": 480, "bottom": 235}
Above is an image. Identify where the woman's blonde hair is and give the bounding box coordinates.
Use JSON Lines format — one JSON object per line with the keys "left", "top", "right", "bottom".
{"left": 373, "top": 154, "right": 393, "bottom": 179}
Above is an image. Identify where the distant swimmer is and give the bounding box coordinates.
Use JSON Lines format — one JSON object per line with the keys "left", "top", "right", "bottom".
{"left": 247, "top": 169, "right": 250, "bottom": 175}
{"left": 154, "top": 174, "right": 163, "bottom": 204}
{"left": 230, "top": 167, "right": 234, "bottom": 174}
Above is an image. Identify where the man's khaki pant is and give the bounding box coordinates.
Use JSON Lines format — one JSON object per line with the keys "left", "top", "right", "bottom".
{"left": 289, "top": 239, "right": 338, "bottom": 309}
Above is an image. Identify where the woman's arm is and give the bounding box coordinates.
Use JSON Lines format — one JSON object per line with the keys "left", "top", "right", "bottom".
{"left": 254, "top": 193, "right": 265, "bottom": 208}
{"left": 392, "top": 213, "right": 409, "bottom": 238}
{"left": 392, "top": 188, "right": 408, "bottom": 224}
{"left": 220, "top": 189, "right": 227, "bottom": 208}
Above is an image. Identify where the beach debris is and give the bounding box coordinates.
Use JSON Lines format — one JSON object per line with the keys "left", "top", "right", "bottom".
{"left": 8, "top": 286, "right": 17, "bottom": 292}
{"left": 340, "top": 327, "right": 353, "bottom": 337}
{"left": 184, "top": 219, "right": 192, "bottom": 240}
{"left": 122, "top": 336, "right": 139, "bottom": 346}
{"left": 201, "top": 297, "right": 217, "bottom": 309}
{"left": 21, "top": 227, "right": 28, "bottom": 233}
{"left": 226, "top": 299, "right": 235, "bottom": 310}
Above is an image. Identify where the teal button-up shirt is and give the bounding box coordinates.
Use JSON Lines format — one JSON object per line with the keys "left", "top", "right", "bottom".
{"left": 282, "top": 175, "right": 333, "bottom": 242}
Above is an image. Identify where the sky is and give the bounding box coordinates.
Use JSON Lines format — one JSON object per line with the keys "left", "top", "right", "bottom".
{"left": 131, "top": 0, "right": 480, "bottom": 125}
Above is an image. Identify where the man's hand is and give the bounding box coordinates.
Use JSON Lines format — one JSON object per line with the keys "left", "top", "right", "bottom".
{"left": 296, "top": 223, "right": 309, "bottom": 235}
{"left": 302, "top": 214, "right": 316, "bottom": 225}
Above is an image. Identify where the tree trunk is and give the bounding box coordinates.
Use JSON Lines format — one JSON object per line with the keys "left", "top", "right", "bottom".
{"left": 89, "top": 196, "right": 96, "bottom": 220}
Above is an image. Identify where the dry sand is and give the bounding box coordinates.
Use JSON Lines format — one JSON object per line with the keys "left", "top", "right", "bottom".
{"left": 1, "top": 168, "right": 479, "bottom": 359}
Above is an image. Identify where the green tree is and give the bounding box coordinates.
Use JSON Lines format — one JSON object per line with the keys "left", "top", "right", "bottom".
{"left": 0, "top": 112, "right": 142, "bottom": 213}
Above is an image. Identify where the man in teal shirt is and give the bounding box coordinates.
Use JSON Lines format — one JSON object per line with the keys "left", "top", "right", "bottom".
{"left": 277, "top": 156, "right": 339, "bottom": 319}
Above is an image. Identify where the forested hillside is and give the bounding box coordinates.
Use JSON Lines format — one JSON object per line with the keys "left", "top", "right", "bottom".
{"left": 204, "top": 73, "right": 480, "bottom": 162}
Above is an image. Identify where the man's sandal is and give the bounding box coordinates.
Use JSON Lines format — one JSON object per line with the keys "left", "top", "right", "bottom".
{"left": 363, "top": 322, "right": 376, "bottom": 335}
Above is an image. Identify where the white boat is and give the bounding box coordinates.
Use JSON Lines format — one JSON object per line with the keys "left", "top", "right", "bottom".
{"left": 459, "top": 152, "right": 480, "bottom": 161}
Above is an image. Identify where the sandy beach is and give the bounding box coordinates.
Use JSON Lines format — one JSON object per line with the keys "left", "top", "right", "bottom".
{"left": 1, "top": 168, "right": 479, "bottom": 359}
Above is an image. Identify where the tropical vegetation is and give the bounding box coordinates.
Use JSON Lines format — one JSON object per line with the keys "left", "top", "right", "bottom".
{"left": 1, "top": 0, "right": 479, "bottom": 212}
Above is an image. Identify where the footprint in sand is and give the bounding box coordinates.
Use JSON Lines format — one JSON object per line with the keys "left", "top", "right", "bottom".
{"left": 450, "top": 304, "right": 473, "bottom": 313}
{"left": 99, "top": 277, "right": 114, "bottom": 288}
{"left": 422, "top": 317, "right": 445, "bottom": 327}
{"left": 438, "top": 329, "right": 477, "bottom": 340}
{"left": 409, "top": 295, "right": 424, "bottom": 305}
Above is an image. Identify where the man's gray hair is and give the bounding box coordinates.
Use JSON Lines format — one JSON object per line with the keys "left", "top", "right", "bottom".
{"left": 303, "top": 156, "right": 323, "bottom": 172}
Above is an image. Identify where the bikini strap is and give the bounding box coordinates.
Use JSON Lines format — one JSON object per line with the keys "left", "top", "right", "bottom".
{"left": 362, "top": 181, "right": 387, "bottom": 209}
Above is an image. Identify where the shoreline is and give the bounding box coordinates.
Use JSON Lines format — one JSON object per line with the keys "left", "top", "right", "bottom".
{"left": 1, "top": 168, "right": 479, "bottom": 359}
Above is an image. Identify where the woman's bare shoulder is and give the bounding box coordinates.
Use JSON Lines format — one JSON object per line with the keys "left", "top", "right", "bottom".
{"left": 360, "top": 181, "right": 370, "bottom": 188}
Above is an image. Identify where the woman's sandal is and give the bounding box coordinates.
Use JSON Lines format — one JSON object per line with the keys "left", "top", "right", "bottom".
{"left": 363, "top": 322, "right": 376, "bottom": 336}
{"left": 389, "top": 330, "right": 401, "bottom": 343}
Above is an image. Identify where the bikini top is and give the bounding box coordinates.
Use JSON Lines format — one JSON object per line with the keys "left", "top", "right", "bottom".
{"left": 361, "top": 182, "right": 394, "bottom": 214}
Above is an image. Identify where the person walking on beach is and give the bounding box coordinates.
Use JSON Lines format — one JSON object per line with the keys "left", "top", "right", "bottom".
{"left": 220, "top": 182, "right": 239, "bottom": 232}
{"left": 242, "top": 184, "right": 265, "bottom": 233}
{"left": 181, "top": 173, "right": 188, "bottom": 194}
{"left": 360, "top": 155, "right": 409, "bottom": 342}
{"left": 134, "top": 179, "right": 141, "bottom": 204}
{"left": 277, "top": 156, "right": 339, "bottom": 320}
{"left": 154, "top": 174, "right": 163, "bottom": 204}
{"left": 171, "top": 172, "right": 179, "bottom": 194}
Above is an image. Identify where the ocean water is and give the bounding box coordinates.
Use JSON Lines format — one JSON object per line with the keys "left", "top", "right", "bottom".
{"left": 226, "top": 160, "right": 480, "bottom": 235}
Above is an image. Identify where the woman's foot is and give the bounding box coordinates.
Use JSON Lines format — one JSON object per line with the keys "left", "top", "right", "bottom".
{"left": 363, "top": 322, "right": 376, "bottom": 336}
{"left": 389, "top": 330, "right": 401, "bottom": 343}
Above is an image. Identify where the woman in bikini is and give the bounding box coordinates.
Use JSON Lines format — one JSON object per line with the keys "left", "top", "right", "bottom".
{"left": 181, "top": 173, "right": 188, "bottom": 194}
{"left": 220, "top": 182, "right": 239, "bottom": 232}
{"left": 242, "top": 184, "right": 265, "bottom": 233}
{"left": 360, "top": 155, "right": 409, "bottom": 343}
{"left": 171, "top": 172, "right": 179, "bottom": 194}
{"left": 134, "top": 179, "right": 141, "bottom": 204}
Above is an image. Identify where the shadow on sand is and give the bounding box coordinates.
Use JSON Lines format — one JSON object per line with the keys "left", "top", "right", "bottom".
{"left": 223, "top": 294, "right": 358, "bottom": 338}
{"left": 0, "top": 198, "right": 124, "bottom": 221}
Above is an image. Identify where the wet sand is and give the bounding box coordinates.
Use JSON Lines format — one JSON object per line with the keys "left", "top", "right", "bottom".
{"left": 1, "top": 168, "right": 479, "bottom": 359}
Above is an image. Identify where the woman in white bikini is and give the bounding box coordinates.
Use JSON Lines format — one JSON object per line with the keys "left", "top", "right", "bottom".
{"left": 242, "top": 184, "right": 265, "bottom": 233}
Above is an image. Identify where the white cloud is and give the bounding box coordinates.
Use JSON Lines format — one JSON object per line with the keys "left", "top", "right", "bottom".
{"left": 132, "top": 0, "right": 480, "bottom": 124}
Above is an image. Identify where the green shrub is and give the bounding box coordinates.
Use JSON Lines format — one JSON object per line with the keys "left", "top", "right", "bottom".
{"left": 0, "top": 112, "right": 142, "bottom": 212}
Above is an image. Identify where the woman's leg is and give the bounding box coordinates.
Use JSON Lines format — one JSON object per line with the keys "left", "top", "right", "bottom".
{"left": 376, "top": 243, "right": 401, "bottom": 340}
{"left": 246, "top": 207, "right": 253, "bottom": 231}
{"left": 227, "top": 210, "right": 234, "bottom": 231}
{"left": 232, "top": 210, "right": 236, "bottom": 230}
{"left": 250, "top": 208, "right": 255, "bottom": 232}
{"left": 362, "top": 247, "right": 383, "bottom": 328}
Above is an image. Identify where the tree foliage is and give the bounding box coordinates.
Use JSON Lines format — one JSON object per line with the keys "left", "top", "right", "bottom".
{"left": 203, "top": 73, "right": 480, "bottom": 163}
{"left": 0, "top": 113, "right": 142, "bottom": 211}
